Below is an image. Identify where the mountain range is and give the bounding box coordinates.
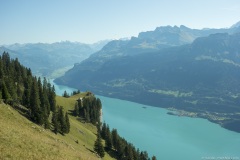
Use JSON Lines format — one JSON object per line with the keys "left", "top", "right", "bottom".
{"left": 0, "top": 40, "right": 109, "bottom": 77}
{"left": 56, "top": 23, "right": 240, "bottom": 132}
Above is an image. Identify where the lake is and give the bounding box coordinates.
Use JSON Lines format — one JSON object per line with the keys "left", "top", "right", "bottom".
{"left": 51, "top": 79, "right": 240, "bottom": 160}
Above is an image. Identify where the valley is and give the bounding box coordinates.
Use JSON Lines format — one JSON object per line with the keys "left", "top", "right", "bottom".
{"left": 55, "top": 26, "right": 240, "bottom": 133}
{"left": 1, "top": 17, "right": 240, "bottom": 159}
{"left": 50, "top": 81, "right": 240, "bottom": 160}
{"left": 2, "top": 1, "right": 240, "bottom": 160}
{"left": 0, "top": 40, "right": 109, "bottom": 78}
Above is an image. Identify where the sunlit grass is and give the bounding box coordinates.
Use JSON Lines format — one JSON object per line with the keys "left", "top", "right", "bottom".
{"left": 0, "top": 93, "right": 115, "bottom": 160}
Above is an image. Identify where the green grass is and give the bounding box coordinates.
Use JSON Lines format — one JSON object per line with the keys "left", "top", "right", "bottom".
{"left": 0, "top": 93, "right": 115, "bottom": 160}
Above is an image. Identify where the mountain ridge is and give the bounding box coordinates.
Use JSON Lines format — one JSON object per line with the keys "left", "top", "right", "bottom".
{"left": 56, "top": 30, "right": 240, "bottom": 132}
{"left": 0, "top": 40, "right": 110, "bottom": 78}
{"left": 72, "top": 25, "right": 240, "bottom": 74}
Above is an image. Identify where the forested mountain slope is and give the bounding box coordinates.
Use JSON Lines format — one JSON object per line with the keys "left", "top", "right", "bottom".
{"left": 0, "top": 52, "right": 154, "bottom": 159}
{"left": 56, "top": 32, "right": 240, "bottom": 132}
{"left": 69, "top": 25, "right": 240, "bottom": 73}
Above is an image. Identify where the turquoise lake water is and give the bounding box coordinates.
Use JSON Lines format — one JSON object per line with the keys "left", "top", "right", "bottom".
{"left": 51, "top": 79, "right": 240, "bottom": 160}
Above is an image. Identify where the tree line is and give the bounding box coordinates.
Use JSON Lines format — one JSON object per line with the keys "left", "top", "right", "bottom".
{"left": 62, "top": 89, "right": 81, "bottom": 98}
{"left": 0, "top": 52, "right": 156, "bottom": 159}
{"left": 73, "top": 95, "right": 101, "bottom": 125}
{"left": 68, "top": 89, "right": 156, "bottom": 159}
{"left": 52, "top": 106, "right": 70, "bottom": 135}
{"left": 0, "top": 52, "right": 70, "bottom": 134}
{"left": 98, "top": 122, "right": 157, "bottom": 160}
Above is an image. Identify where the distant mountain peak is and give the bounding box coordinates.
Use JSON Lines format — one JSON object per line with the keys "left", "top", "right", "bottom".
{"left": 180, "top": 25, "right": 189, "bottom": 29}
{"left": 231, "top": 21, "right": 240, "bottom": 28}
{"left": 154, "top": 25, "right": 179, "bottom": 32}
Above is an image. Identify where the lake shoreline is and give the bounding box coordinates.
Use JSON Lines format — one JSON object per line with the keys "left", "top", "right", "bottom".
{"left": 53, "top": 79, "right": 240, "bottom": 133}
{"left": 81, "top": 88, "right": 240, "bottom": 134}
{"left": 52, "top": 79, "right": 240, "bottom": 159}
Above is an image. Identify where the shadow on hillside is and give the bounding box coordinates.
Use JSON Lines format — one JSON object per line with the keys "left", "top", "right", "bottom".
{"left": 12, "top": 104, "right": 30, "bottom": 119}
{"left": 68, "top": 110, "right": 75, "bottom": 116}
{"left": 85, "top": 147, "right": 95, "bottom": 154}
{"left": 105, "top": 147, "right": 119, "bottom": 159}
{"left": 68, "top": 109, "right": 87, "bottom": 123}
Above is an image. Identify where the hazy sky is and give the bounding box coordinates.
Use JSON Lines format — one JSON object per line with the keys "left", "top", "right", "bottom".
{"left": 1, "top": 0, "right": 240, "bottom": 44}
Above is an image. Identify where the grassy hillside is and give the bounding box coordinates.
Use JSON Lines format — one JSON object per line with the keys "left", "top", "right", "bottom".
{"left": 0, "top": 93, "right": 115, "bottom": 160}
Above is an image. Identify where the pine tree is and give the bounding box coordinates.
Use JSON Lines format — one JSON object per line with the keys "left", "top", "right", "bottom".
{"left": 124, "top": 144, "right": 134, "bottom": 160}
{"left": 58, "top": 106, "right": 67, "bottom": 135}
{"left": 77, "top": 98, "right": 82, "bottom": 116}
{"left": 105, "top": 125, "right": 112, "bottom": 150}
{"left": 94, "top": 132, "right": 105, "bottom": 158}
{"left": 74, "top": 102, "right": 79, "bottom": 116}
{"left": 6, "top": 78, "right": 17, "bottom": 103}
{"left": 112, "top": 129, "right": 118, "bottom": 150}
{"left": 48, "top": 84, "right": 56, "bottom": 112}
{"left": 63, "top": 90, "right": 69, "bottom": 98}
{"left": 22, "top": 75, "right": 32, "bottom": 107}
{"left": 44, "top": 118, "right": 50, "bottom": 129}
{"left": 152, "top": 155, "right": 157, "bottom": 160}
{"left": 1, "top": 80, "right": 11, "bottom": 103}
{"left": 52, "top": 109, "right": 59, "bottom": 134}
{"left": 65, "top": 112, "right": 70, "bottom": 133}
{"left": 16, "top": 83, "right": 22, "bottom": 103}
{"left": 140, "top": 151, "right": 148, "bottom": 160}
{"left": 29, "top": 78, "right": 42, "bottom": 124}
{"left": 0, "top": 52, "right": 60, "bottom": 134}
{"left": 0, "top": 58, "right": 3, "bottom": 80}
{"left": 116, "top": 138, "right": 125, "bottom": 159}
{"left": 42, "top": 82, "right": 50, "bottom": 115}
{"left": 101, "top": 122, "right": 107, "bottom": 139}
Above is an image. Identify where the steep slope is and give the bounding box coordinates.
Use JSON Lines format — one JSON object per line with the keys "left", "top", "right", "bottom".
{"left": 56, "top": 32, "right": 240, "bottom": 132}
{"left": 0, "top": 95, "right": 115, "bottom": 160}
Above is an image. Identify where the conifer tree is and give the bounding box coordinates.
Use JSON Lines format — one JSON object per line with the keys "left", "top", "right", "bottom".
{"left": 52, "top": 109, "right": 59, "bottom": 134}
{"left": 16, "top": 84, "right": 22, "bottom": 103}
{"left": 105, "top": 125, "right": 112, "bottom": 150}
{"left": 1, "top": 80, "right": 11, "bottom": 103}
{"left": 49, "top": 85, "right": 56, "bottom": 112}
{"left": 58, "top": 106, "right": 67, "bottom": 135}
{"left": 116, "top": 138, "right": 125, "bottom": 159}
{"left": 124, "top": 145, "right": 134, "bottom": 160}
{"left": 63, "top": 90, "right": 69, "bottom": 98}
{"left": 42, "top": 82, "right": 50, "bottom": 115}
{"left": 140, "top": 151, "right": 148, "bottom": 160}
{"left": 44, "top": 117, "right": 51, "bottom": 129}
{"left": 0, "top": 52, "right": 59, "bottom": 132}
{"left": 0, "top": 58, "right": 3, "bottom": 79}
{"left": 74, "top": 102, "right": 79, "bottom": 116}
{"left": 6, "top": 78, "right": 17, "bottom": 102}
{"left": 101, "top": 122, "right": 107, "bottom": 139}
{"left": 94, "top": 132, "right": 105, "bottom": 158}
{"left": 112, "top": 129, "right": 119, "bottom": 150}
{"left": 65, "top": 112, "right": 70, "bottom": 133}
{"left": 77, "top": 98, "right": 82, "bottom": 115}
{"left": 22, "top": 76, "right": 32, "bottom": 107}
{"left": 29, "top": 78, "right": 42, "bottom": 124}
